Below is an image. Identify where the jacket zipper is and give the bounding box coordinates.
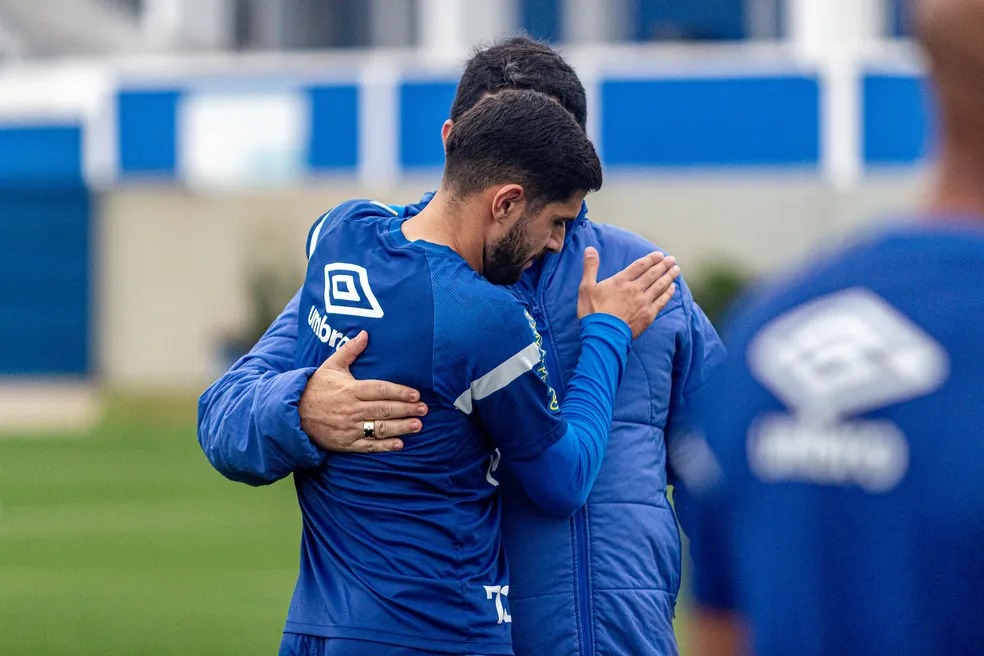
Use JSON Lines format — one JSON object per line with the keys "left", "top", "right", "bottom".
{"left": 530, "top": 242, "right": 594, "bottom": 656}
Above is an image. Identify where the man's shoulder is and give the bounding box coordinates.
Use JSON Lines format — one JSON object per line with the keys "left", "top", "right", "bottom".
{"left": 434, "top": 274, "right": 530, "bottom": 334}
{"left": 720, "top": 227, "right": 953, "bottom": 349}
{"left": 306, "top": 199, "right": 401, "bottom": 257}
{"left": 432, "top": 276, "right": 536, "bottom": 369}
{"left": 584, "top": 220, "right": 666, "bottom": 257}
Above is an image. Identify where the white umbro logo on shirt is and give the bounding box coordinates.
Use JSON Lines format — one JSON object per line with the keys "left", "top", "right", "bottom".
{"left": 745, "top": 288, "right": 949, "bottom": 493}
{"left": 323, "top": 263, "right": 384, "bottom": 319}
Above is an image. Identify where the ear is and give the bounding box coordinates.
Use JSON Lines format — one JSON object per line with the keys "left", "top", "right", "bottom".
{"left": 490, "top": 185, "right": 526, "bottom": 227}
{"left": 440, "top": 119, "right": 454, "bottom": 151}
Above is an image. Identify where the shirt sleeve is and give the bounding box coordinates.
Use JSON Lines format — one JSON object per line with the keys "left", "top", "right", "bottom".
{"left": 451, "top": 305, "right": 570, "bottom": 460}
{"left": 450, "top": 301, "right": 632, "bottom": 517}
{"left": 197, "top": 289, "right": 326, "bottom": 486}
{"left": 505, "top": 314, "right": 633, "bottom": 516}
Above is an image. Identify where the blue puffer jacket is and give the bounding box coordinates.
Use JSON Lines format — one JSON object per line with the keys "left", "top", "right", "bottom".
{"left": 198, "top": 195, "right": 724, "bottom": 655}
{"left": 498, "top": 214, "right": 724, "bottom": 656}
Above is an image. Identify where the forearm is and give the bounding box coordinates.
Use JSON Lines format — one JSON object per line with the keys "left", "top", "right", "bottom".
{"left": 197, "top": 292, "right": 326, "bottom": 485}
{"left": 510, "top": 314, "right": 631, "bottom": 516}
{"left": 198, "top": 364, "right": 322, "bottom": 485}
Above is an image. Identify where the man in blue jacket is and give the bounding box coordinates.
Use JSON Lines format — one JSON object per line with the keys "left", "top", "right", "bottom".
{"left": 199, "top": 37, "right": 725, "bottom": 655}
{"left": 685, "top": 2, "right": 984, "bottom": 655}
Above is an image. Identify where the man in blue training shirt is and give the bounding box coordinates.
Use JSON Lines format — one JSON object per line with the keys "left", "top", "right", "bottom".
{"left": 285, "top": 90, "right": 677, "bottom": 655}
{"left": 684, "top": 1, "right": 984, "bottom": 654}
{"left": 199, "top": 37, "right": 723, "bottom": 656}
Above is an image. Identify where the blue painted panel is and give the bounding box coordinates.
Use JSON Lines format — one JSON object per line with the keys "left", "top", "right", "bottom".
{"left": 892, "top": 0, "right": 913, "bottom": 36}
{"left": 634, "top": 0, "right": 744, "bottom": 41}
{"left": 521, "top": 0, "right": 562, "bottom": 42}
{"left": 399, "top": 81, "right": 458, "bottom": 169}
{"left": 117, "top": 89, "right": 180, "bottom": 176}
{"left": 0, "top": 188, "right": 90, "bottom": 375}
{"left": 601, "top": 76, "right": 820, "bottom": 167}
{"left": 0, "top": 125, "right": 83, "bottom": 186}
{"left": 863, "top": 74, "right": 931, "bottom": 165}
{"left": 306, "top": 85, "right": 359, "bottom": 171}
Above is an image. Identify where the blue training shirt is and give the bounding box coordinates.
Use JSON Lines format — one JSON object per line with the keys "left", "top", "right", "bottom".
{"left": 287, "top": 200, "right": 632, "bottom": 654}
{"left": 686, "top": 221, "right": 984, "bottom": 656}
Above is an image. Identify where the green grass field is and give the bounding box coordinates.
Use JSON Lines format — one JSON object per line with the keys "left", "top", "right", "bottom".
{"left": 0, "top": 394, "right": 692, "bottom": 655}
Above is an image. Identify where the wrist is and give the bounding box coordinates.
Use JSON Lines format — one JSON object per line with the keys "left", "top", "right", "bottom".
{"left": 580, "top": 313, "right": 632, "bottom": 340}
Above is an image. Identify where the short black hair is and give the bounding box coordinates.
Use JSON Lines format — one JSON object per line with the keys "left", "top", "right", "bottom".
{"left": 443, "top": 89, "right": 602, "bottom": 207}
{"left": 450, "top": 35, "right": 588, "bottom": 132}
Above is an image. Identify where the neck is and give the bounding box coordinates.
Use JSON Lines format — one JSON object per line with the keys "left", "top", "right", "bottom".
{"left": 925, "top": 138, "right": 984, "bottom": 221}
{"left": 402, "top": 188, "right": 485, "bottom": 271}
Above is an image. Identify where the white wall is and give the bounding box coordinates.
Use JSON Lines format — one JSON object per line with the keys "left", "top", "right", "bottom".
{"left": 97, "top": 171, "right": 929, "bottom": 389}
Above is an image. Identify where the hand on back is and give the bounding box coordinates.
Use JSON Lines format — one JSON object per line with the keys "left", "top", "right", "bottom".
{"left": 299, "top": 331, "right": 427, "bottom": 454}
{"left": 577, "top": 247, "right": 680, "bottom": 338}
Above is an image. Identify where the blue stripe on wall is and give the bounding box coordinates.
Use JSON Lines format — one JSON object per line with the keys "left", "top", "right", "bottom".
{"left": 399, "top": 81, "right": 458, "bottom": 169}
{"left": 0, "top": 187, "right": 90, "bottom": 375}
{"left": 634, "top": 0, "right": 745, "bottom": 41}
{"left": 601, "top": 76, "right": 820, "bottom": 167}
{"left": 306, "top": 85, "right": 360, "bottom": 171}
{"left": 118, "top": 89, "right": 180, "bottom": 176}
{"left": 0, "top": 125, "right": 83, "bottom": 186}
{"left": 521, "top": 0, "right": 562, "bottom": 42}
{"left": 863, "top": 74, "right": 931, "bottom": 165}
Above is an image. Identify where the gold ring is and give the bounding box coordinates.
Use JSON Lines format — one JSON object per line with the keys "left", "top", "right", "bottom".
{"left": 363, "top": 420, "right": 375, "bottom": 439}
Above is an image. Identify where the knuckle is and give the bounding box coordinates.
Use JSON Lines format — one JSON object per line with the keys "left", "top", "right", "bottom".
{"left": 375, "top": 382, "right": 387, "bottom": 399}
{"left": 376, "top": 422, "right": 388, "bottom": 438}
{"left": 364, "top": 442, "right": 376, "bottom": 454}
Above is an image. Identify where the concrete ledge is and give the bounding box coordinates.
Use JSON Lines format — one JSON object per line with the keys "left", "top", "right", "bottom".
{"left": 0, "top": 381, "right": 101, "bottom": 435}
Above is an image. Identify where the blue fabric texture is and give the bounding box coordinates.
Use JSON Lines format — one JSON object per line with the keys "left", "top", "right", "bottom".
{"left": 197, "top": 194, "right": 725, "bottom": 655}
{"left": 689, "top": 222, "right": 984, "bottom": 656}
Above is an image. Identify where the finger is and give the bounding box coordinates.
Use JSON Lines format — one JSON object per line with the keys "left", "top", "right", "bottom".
{"left": 353, "top": 379, "right": 423, "bottom": 404}
{"left": 580, "top": 247, "right": 600, "bottom": 289}
{"left": 635, "top": 255, "right": 676, "bottom": 291}
{"left": 350, "top": 437, "right": 405, "bottom": 454}
{"left": 357, "top": 400, "right": 428, "bottom": 420}
{"left": 368, "top": 418, "right": 423, "bottom": 440}
{"left": 650, "top": 280, "right": 678, "bottom": 317}
{"left": 323, "top": 330, "right": 368, "bottom": 371}
{"left": 646, "top": 264, "right": 681, "bottom": 299}
{"left": 618, "top": 251, "right": 665, "bottom": 281}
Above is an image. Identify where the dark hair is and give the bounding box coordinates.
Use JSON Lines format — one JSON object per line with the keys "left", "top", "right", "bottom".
{"left": 450, "top": 35, "right": 588, "bottom": 132}
{"left": 443, "top": 89, "right": 602, "bottom": 207}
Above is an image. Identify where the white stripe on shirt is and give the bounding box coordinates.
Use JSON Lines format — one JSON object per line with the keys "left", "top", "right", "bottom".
{"left": 370, "top": 201, "right": 400, "bottom": 216}
{"left": 308, "top": 212, "right": 332, "bottom": 259}
{"left": 308, "top": 201, "right": 398, "bottom": 259}
{"left": 454, "top": 342, "right": 541, "bottom": 415}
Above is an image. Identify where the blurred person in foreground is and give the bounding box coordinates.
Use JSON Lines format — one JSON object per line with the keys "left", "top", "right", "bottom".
{"left": 199, "top": 37, "right": 724, "bottom": 656}
{"left": 273, "top": 89, "right": 677, "bottom": 656}
{"left": 684, "top": 1, "right": 984, "bottom": 654}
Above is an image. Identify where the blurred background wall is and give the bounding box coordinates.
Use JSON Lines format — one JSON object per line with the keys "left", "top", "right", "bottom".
{"left": 0, "top": 0, "right": 931, "bottom": 395}
{"left": 0, "top": 2, "right": 938, "bottom": 654}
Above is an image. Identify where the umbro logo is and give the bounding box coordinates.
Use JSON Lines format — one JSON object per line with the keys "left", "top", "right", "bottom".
{"left": 745, "top": 288, "right": 949, "bottom": 493}
{"left": 324, "top": 263, "right": 383, "bottom": 318}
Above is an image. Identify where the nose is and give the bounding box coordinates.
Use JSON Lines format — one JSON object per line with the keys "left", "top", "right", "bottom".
{"left": 546, "top": 224, "right": 566, "bottom": 253}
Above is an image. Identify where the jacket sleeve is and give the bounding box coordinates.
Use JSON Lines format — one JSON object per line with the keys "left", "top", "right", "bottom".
{"left": 665, "top": 278, "right": 727, "bottom": 536}
{"left": 197, "top": 289, "right": 326, "bottom": 486}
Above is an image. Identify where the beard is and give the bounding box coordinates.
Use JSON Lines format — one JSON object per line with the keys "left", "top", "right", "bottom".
{"left": 485, "top": 213, "right": 540, "bottom": 285}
